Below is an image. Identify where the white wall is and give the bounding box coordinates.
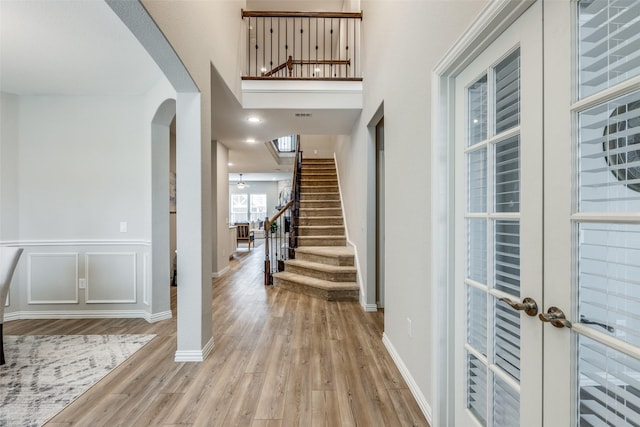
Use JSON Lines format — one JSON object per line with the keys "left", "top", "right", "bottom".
{"left": 335, "top": 0, "right": 488, "bottom": 420}
{"left": 215, "top": 142, "right": 230, "bottom": 275}
{"left": 1, "top": 76, "right": 176, "bottom": 320}
{"left": 301, "top": 134, "right": 338, "bottom": 158}
{"left": 0, "top": 93, "right": 20, "bottom": 243}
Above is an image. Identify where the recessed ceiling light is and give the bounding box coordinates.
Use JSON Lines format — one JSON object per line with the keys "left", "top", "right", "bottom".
{"left": 246, "top": 138, "right": 256, "bottom": 143}
{"left": 248, "top": 117, "right": 261, "bottom": 123}
{"left": 228, "top": 162, "right": 233, "bottom": 166}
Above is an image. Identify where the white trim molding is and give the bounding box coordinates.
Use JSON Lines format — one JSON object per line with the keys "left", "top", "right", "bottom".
{"left": 4, "top": 310, "right": 155, "bottom": 321}
{"left": 147, "top": 310, "right": 173, "bottom": 323}
{"left": 85, "top": 252, "right": 137, "bottom": 304}
{"left": 174, "top": 336, "right": 215, "bottom": 362}
{"left": 430, "top": 1, "right": 535, "bottom": 426}
{"left": 1, "top": 239, "right": 151, "bottom": 247}
{"left": 27, "top": 252, "right": 79, "bottom": 304}
{"left": 382, "top": 333, "right": 432, "bottom": 424}
{"left": 212, "top": 266, "right": 230, "bottom": 278}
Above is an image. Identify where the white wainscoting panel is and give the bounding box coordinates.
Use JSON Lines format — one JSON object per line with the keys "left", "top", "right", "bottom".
{"left": 143, "top": 252, "right": 150, "bottom": 306}
{"left": 28, "top": 253, "right": 79, "bottom": 304}
{"left": 85, "top": 252, "right": 137, "bottom": 303}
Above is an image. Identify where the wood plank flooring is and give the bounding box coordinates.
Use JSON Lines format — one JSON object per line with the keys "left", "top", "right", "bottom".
{"left": 4, "top": 241, "right": 429, "bottom": 426}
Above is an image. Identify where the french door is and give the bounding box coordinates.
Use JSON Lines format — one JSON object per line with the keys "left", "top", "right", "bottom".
{"left": 454, "top": 0, "right": 640, "bottom": 425}
{"left": 454, "top": 2, "right": 543, "bottom": 425}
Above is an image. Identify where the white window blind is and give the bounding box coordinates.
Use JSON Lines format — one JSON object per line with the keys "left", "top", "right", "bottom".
{"left": 495, "top": 297, "right": 521, "bottom": 382}
{"left": 579, "top": 90, "right": 640, "bottom": 212}
{"left": 494, "top": 221, "right": 520, "bottom": 297}
{"left": 469, "top": 285, "right": 488, "bottom": 356}
{"left": 495, "top": 49, "right": 520, "bottom": 134}
{"left": 578, "top": 0, "right": 640, "bottom": 99}
{"left": 576, "top": 1, "right": 640, "bottom": 424}
{"left": 468, "top": 219, "right": 488, "bottom": 284}
{"left": 465, "top": 48, "right": 522, "bottom": 427}
{"left": 579, "top": 223, "right": 640, "bottom": 348}
{"left": 495, "top": 137, "right": 520, "bottom": 213}
{"left": 469, "top": 75, "right": 488, "bottom": 146}
{"left": 493, "top": 375, "right": 520, "bottom": 427}
{"left": 469, "top": 149, "right": 488, "bottom": 212}
{"left": 578, "top": 335, "right": 640, "bottom": 426}
{"left": 468, "top": 352, "right": 488, "bottom": 425}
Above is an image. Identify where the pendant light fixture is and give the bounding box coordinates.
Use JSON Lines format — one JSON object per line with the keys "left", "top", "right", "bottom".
{"left": 237, "top": 173, "right": 247, "bottom": 189}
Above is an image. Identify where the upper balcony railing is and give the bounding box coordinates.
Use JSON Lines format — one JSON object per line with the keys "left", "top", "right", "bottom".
{"left": 242, "top": 10, "right": 362, "bottom": 81}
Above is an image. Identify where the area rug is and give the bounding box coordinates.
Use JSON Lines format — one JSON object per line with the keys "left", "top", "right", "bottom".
{"left": 0, "top": 334, "right": 155, "bottom": 426}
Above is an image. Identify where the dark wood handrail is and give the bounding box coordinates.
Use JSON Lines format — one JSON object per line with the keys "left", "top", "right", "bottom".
{"left": 262, "top": 56, "right": 351, "bottom": 78}
{"left": 291, "top": 134, "right": 301, "bottom": 204}
{"left": 265, "top": 200, "right": 294, "bottom": 229}
{"left": 242, "top": 10, "right": 362, "bottom": 19}
{"left": 293, "top": 59, "right": 350, "bottom": 66}
{"left": 262, "top": 56, "right": 293, "bottom": 77}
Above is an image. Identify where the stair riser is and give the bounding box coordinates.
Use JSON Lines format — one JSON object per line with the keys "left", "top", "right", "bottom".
{"left": 298, "top": 217, "right": 343, "bottom": 226}
{"left": 285, "top": 265, "right": 356, "bottom": 282}
{"left": 298, "top": 227, "right": 344, "bottom": 236}
{"left": 300, "top": 209, "right": 342, "bottom": 217}
{"left": 302, "top": 160, "right": 334, "bottom": 164}
{"left": 298, "top": 237, "right": 346, "bottom": 246}
{"left": 299, "top": 201, "right": 341, "bottom": 209}
{"left": 300, "top": 171, "right": 336, "bottom": 176}
{"left": 296, "top": 252, "right": 354, "bottom": 267}
{"left": 300, "top": 193, "right": 340, "bottom": 201}
{"left": 273, "top": 277, "right": 359, "bottom": 301}
{"left": 301, "top": 168, "right": 336, "bottom": 173}
{"left": 299, "top": 180, "right": 338, "bottom": 186}
{"left": 300, "top": 186, "right": 338, "bottom": 193}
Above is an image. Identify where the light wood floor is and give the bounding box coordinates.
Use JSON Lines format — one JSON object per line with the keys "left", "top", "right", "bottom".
{"left": 5, "top": 242, "right": 429, "bottom": 427}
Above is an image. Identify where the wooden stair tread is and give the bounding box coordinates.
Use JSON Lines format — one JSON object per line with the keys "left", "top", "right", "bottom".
{"left": 296, "top": 246, "right": 354, "bottom": 257}
{"left": 285, "top": 259, "right": 356, "bottom": 273}
{"left": 274, "top": 271, "right": 358, "bottom": 291}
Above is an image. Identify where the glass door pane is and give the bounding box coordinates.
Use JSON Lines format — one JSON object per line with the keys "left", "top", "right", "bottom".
{"left": 574, "top": 1, "right": 640, "bottom": 425}
{"left": 465, "top": 49, "right": 523, "bottom": 427}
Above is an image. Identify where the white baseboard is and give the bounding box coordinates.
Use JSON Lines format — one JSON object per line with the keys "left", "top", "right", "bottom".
{"left": 361, "top": 301, "right": 378, "bottom": 312}
{"left": 147, "top": 310, "right": 173, "bottom": 323}
{"left": 174, "top": 336, "right": 215, "bottom": 362}
{"left": 382, "top": 332, "right": 433, "bottom": 424}
{"left": 4, "top": 310, "right": 155, "bottom": 322}
{"left": 212, "top": 266, "right": 230, "bottom": 278}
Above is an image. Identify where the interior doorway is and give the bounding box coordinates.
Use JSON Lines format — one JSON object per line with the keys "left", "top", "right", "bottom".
{"left": 376, "top": 117, "right": 385, "bottom": 309}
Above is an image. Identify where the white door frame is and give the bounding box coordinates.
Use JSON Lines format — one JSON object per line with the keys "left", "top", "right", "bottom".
{"left": 430, "top": 1, "right": 535, "bottom": 425}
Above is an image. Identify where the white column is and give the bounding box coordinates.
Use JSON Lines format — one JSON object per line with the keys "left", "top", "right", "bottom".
{"left": 175, "top": 92, "right": 214, "bottom": 361}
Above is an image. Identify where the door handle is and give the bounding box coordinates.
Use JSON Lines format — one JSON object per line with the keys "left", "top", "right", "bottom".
{"left": 499, "top": 297, "right": 538, "bottom": 316}
{"left": 539, "top": 306, "right": 572, "bottom": 329}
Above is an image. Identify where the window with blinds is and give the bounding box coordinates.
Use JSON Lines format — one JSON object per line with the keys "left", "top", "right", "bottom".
{"left": 579, "top": 90, "right": 640, "bottom": 212}
{"left": 465, "top": 49, "right": 522, "bottom": 426}
{"left": 576, "top": 0, "right": 640, "bottom": 425}
{"left": 578, "top": 0, "right": 640, "bottom": 99}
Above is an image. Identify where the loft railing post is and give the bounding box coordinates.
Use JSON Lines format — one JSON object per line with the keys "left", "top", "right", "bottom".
{"left": 264, "top": 217, "right": 271, "bottom": 285}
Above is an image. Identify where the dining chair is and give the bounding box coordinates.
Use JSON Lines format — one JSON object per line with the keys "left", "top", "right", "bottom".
{"left": 1, "top": 247, "right": 24, "bottom": 365}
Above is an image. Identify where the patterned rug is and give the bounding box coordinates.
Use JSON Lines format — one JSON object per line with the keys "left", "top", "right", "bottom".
{"left": 0, "top": 334, "right": 155, "bottom": 426}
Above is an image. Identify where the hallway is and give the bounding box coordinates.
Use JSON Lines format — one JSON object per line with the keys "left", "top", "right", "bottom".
{"left": 5, "top": 241, "right": 429, "bottom": 426}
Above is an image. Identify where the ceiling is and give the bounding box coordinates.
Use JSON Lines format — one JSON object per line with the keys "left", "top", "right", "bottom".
{"left": 0, "top": 0, "right": 164, "bottom": 96}
{"left": 0, "top": 0, "right": 356, "bottom": 179}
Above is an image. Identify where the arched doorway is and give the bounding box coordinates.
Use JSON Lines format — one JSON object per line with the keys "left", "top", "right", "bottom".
{"left": 150, "top": 98, "right": 176, "bottom": 320}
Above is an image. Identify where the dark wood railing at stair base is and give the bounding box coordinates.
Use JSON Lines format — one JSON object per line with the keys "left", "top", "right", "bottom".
{"left": 242, "top": 10, "right": 362, "bottom": 80}
{"left": 264, "top": 137, "right": 302, "bottom": 285}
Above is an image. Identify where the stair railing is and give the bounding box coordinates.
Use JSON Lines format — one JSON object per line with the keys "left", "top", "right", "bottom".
{"left": 264, "top": 136, "right": 302, "bottom": 285}
{"left": 242, "top": 10, "right": 362, "bottom": 80}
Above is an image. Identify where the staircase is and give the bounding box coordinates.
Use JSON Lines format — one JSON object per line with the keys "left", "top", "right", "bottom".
{"left": 273, "top": 158, "right": 359, "bottom": 301}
